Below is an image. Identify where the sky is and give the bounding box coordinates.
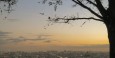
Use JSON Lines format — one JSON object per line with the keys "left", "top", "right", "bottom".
{"left": 0, "top": 0, "right": 109, "bottom": 52}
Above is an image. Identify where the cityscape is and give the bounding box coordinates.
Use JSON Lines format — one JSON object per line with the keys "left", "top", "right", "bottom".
{"left": 0, "top": 51, "right": 109, "bottom": 58}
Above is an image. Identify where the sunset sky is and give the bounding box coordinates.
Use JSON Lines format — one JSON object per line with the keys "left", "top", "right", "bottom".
{"left": 0, "top": 0, "right": 109, "bottom": 52}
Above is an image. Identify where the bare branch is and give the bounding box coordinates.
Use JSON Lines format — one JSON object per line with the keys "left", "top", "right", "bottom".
{"left": 95, "top": 0, "right": 107, "bottom": 17}
{"left": 72, "top": 0, "right": 103, "bottom": 19}
{"left": 48, "top": 16, "right": 103, "bottom": 23}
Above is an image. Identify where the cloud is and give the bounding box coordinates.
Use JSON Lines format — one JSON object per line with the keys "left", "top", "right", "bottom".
{"left": 0, "top": 39, "right": 7, "bottom": 44}
{"left": 37, "top": 35, "right": 52, "bottom": 38}
{"left": 35, "top": 35, "right": 51, "bottom": 40}
{"left": 0, "top": 31, "right": 11, "bottom": 37}
{"left": 38, "top": 35, "right": 52, "bottom": 37}
{"left": 44, "top": 40, "right": 61, "bottom": 43}
{"left": 0, "top": 34, "right": 59, "bottom": 44}
{"left": 44, "top": 40, "right": 52, "bottom": 43}
{"left": 6, "top": 35, "right": 53, "bottom": 43}
{"left": 8, "top": 36, "right": 26, "bottom": 43}
{"left": 0, "top": 31, "right": 12, "bottom": 45}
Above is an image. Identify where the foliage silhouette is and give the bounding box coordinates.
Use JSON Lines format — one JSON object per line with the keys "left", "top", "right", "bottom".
{"left": 0, "top": 0, "right": 17, "bottom": 19}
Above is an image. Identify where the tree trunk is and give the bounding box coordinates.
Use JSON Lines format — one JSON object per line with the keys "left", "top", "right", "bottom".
{"left": 106, "top": 1, "right": 115, "bottom": 57}
{"left": 109, "top": 33, "right": 115, "bottom": 58}
{"left": 106, "top": 22, "right": 115, "bottom": 58}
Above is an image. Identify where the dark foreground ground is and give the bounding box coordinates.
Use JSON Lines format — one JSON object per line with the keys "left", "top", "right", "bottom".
{"left": 0, "top": 51, "right": 109, "bottom": 58}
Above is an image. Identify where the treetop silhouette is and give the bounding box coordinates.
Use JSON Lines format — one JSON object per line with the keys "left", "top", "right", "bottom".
{"left": 0, "top": 0, "right": 17, "bottom": 13}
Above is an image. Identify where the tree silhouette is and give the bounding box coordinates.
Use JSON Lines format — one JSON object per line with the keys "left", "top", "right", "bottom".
{"left": 0, "top": 0, "right": 114, "bottom": 58}
{"left": 0, "top": 0, "right": 17, "bottom": 16}
{"left": 41, "top": 0, "right": 115, "bottom": 58}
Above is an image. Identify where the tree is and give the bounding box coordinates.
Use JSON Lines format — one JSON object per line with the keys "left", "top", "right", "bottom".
{"left": 0, "top": 0, "right": 17, "bottom": 17}
{"left": 41, "top": 0, "right": 115, "bottom": 58}
{"left": 0, "top": 0, "right": 114, "bottom": 58}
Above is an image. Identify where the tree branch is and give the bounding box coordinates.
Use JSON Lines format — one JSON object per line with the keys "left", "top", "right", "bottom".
{"left": 48, "top": 17, "right": 103, "bottom": 23}
{"left": 95, "top": 0, "right": 107, "bottom": 17}
{"left": 72, "top": 0, "right": 103, "bottom": 19}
